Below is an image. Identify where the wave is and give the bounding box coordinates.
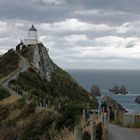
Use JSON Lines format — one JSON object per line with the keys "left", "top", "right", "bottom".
{"left": 127, "top": 94, "right": 140, "bottom": 96}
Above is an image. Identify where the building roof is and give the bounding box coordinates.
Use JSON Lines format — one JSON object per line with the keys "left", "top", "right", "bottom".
{"left": 29, "top": 25, "right": 37, "bottom": 31}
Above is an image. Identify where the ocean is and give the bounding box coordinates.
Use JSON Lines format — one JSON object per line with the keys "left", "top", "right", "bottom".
{"left": 67, "top": 69, "right": 140, "bottom": 112}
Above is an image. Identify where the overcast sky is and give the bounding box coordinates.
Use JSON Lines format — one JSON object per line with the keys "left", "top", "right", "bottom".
{"left": 0, "top": 0, "right": 140, "bottom": 69}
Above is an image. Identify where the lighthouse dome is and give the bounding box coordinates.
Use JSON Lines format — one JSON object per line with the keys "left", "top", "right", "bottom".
{"left": 29, "top": 25, "right": 37, "bottom": 32}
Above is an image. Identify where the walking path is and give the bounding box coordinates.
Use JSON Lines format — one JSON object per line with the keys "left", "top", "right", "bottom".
{"left": 109, "top": 124, "right": 140, "bottom": 140}
{"left": 0, "top": 54, "right": 30, "bottom": 97}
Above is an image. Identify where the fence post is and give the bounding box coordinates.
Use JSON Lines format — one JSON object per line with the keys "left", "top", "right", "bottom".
{"left": 87, "top": 102, "right": 90, "bottom": 119}
{"left": 91, "top": 121, "right": 96, "bottom": 140}
{"left": 114, "top": 110, "right": 117, "bottom": 123}
{"left": 83, "top": 109, "right": 86, "bottom": 121}
{"left": 58, "top": 102, "right": 61, "bottom": 110}
{"left": 46, "top": 104, "right": 48, "bottom": 110}
{"left": 43, "top": 99, "right": 45, "bottom": 107}
{"left": 40, "top": 102, "right": 42, "bottom": 107}
{"left": 101, "top": 107, "right": 105, "bottom": 126}
{"left": 104, "top": 113, "right": 108, "bottom": 129}
{"left": 52, "top": 104, "right": 55, "bottom": 110}
{"left": 98, "top": 103, "right": 101, "bottom": 117}
{"left": 74, "top": 126, "right": 82, "bottom": 140}
{"left": 107, "top": 108, "right": 110, "bottom": 122}
{"left": 48, "top": 100, "right": 51, "bottom": 108}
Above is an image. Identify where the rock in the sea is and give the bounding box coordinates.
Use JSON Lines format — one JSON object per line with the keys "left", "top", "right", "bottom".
{"left": 109, "top": 85, "right": 128, "bottom": 95}
{"left": 91, "top": 85, "right": 101, "bottom": 97}
{"left": 135, "top": 96, "right": 140, "bottom": 104}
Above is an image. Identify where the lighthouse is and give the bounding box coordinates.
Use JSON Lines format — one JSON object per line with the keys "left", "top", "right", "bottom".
{"left": 24, "top": 25, "right": 38, "bottom": 45}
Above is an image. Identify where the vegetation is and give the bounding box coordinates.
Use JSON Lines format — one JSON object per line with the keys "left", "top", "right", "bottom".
{"left": 0, "top": 85, "right": 10, "bottom": 100}
{"left": 0, "top": 44, "right": 98, "bottom": 139}
{"left": 2, "top": 65, "right": 98, "bottom": 139}
{"left": 0, "top": 49, "right": 19, "bottom": 79}
{"left": 0, "top": 98, "right": 84, "bottom": 140}
{"left": 58, "top": 100, "right": 84, "bottom": 129}
{"left": 10, "top": 68, "right": 98, "bottom": 108}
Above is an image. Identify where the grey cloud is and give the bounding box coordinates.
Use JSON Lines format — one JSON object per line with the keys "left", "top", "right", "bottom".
{"left": 0, "top": 0, "right": 140, "bottom": 69}
{"left": 0, "top": 0, "right": 139, "bottom": 23}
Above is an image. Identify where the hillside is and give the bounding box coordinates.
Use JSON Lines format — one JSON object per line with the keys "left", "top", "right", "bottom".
{"left": 0, "top": 43, "right": 98, "bottom": 140}
{"left": 0, "top": 49, "right": 20, "bottom": 79}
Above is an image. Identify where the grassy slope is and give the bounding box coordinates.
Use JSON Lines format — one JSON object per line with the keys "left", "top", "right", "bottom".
{"left": 10, "top": 67, "right": 98, "bottom": 107}
{"left": 0, "top": 47, "right": 98, "bottom": 139}
{"left": 0, "top": 49, "right": 19, "bottom": 79}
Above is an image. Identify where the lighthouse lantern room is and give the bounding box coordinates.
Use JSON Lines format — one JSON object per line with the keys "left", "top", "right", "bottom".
{"left": 24, "top": 25, "right": 38, "bottom": 45}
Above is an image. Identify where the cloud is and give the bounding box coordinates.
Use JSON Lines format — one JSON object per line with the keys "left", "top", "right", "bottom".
{"left": 71, "top": 45, "right": 140, "bottom": 59}
{"left": 40, "top": 0, "right": 66, "bottom": 5}
{"left": 73, "top": 10, "right": 100, "bottom": 16}
{"left": 116, "top": 23, "right": 131, "bottom": 33}
{"left": 62, "top": 34, "right": 88, "bottom": 43}
{"left": 0, "top": 21, "right": 7, "bottom": 32}
{"left": 40, "top": 18, "right": 111, "bottom": 32}
{"left": 1, "top": 19, "right": 140, "bottom": 70}
{"left": 0, "top": 0, "right": 140, "bottom": 69}
{"left": 115, "top": 22, "right": 140, "bottom": 34}
{"left": 48, "top": 35, "right": 140, "bottom": 69}
{"left": 94, "top": 36, "right": 140, "bottom": 48}
{"left": 73, "top": 9, "right": 126, "bottom": 16}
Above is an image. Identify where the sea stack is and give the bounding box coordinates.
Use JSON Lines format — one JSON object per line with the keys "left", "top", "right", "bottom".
{"left": 135, "top": 96, "right": 140, "bottom": 104}
{"left": 91, "top": 85, "right": 101, "bottom": 97}
{"left": 109, "top": 85, "right": 128, "bottom": 95}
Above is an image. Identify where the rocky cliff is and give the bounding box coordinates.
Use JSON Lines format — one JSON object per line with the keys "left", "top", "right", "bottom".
{"left": 21, "top": 43, "right": 58, "bottom": 81}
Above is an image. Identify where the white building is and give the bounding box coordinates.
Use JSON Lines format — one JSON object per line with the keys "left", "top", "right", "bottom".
{"left": 24, "top": 25, "right": 38, "bottom": 45}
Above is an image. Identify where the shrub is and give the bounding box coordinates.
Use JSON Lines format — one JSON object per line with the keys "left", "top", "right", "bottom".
{"left": 15, "top": 96, "right": 27, "bottom": 109}
{"left": 57, "top": 101, "right": 83, "bottom": 129}
{"left": 0, "top": 86, "right": 10, "bottom": 100}
{"left": 20, "top": 111, "right": 59, "bottom": 140}
{"left": 19, "top": 102, "right": 36, "bottom": 118}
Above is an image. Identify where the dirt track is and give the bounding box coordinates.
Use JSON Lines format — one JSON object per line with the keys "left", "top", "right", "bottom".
{"left": 108, "top": 124, "right": 140, "bottom": 140}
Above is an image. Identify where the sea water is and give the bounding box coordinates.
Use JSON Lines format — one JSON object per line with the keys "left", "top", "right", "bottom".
{"left": 67, "top": 69, "right": 140, "bottom": 112}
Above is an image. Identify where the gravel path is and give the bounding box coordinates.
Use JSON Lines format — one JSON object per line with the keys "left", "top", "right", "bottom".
{"left": 1, "top": 54, "right": 30, "bottom": 96}
{"left": 109, "top": 124, "right": 140, "bottom": 140}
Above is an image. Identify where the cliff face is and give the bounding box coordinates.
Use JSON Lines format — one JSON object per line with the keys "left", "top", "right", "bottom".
{"left": 21, "top": 43, "right": 58, "bottom": 81}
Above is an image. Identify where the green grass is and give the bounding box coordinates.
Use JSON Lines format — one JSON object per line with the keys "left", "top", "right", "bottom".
{"left": 10, "top": 67, "right": 98, "bottom": 108}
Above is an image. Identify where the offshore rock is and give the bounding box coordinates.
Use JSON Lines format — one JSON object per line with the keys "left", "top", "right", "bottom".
{"left": 109, "top": 85, "right": 128, "bottom": 95}
{"left": 135, "top": 96, "right": 140, "bottom": 104}
{"left": 91, "top": 85, "right": 101, "bottom": 97}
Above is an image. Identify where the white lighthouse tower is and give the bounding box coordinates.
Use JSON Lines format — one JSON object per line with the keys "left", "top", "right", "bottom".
{"left": 24, "top": 25, "right": 38, "bottom": 45}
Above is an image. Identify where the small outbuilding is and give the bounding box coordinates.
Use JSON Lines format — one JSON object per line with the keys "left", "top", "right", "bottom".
{"left": 123, "top": 112, "right": 140, "bottom": 128}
